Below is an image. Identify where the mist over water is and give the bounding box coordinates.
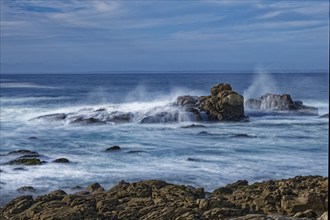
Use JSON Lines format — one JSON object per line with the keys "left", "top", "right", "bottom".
{"left": 0, "top": 72, "right": 328, "bottom": 205}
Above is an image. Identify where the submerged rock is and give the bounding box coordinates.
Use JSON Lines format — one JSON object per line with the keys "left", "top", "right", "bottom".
{"left": 0, "top": 176, "right": 327, "bottom": 219}
{"left": 32, "top": 113, "right": 67, "bottom": 121}
{"left": 52, "top": 158, "right": 70, "bottom": 163}
{"left": 5, "top": 158, "right": 43, "bottom": 166}
{"left": 181, "top": 124, "right": 206, "bottom": 128}
{"left": 106, "top": 146, "right": 121, "bottom": 151}
{"left": 17, "top": 186, "right": 36, "bottom": 193}
{"left": 319, "top": 113, "right": 329, "bottom": 118}
{"left": 7, "top": 150, "right": 39, "bottom": 156}
{"left": 245, "top": 93, "right": 318, "bottom": 116}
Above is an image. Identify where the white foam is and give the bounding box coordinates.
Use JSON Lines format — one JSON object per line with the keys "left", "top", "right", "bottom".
{"left": 0, "top": 82, "right": 57, "bottom": 89}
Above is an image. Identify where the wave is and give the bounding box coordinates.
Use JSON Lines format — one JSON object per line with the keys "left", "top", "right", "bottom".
{"left": 0, "top": 82, "right": 57, "bottom": 89}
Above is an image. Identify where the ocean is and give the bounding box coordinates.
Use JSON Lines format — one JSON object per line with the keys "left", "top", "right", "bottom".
{"left": 0, "top": 72, "right": 328, "bottom": 205}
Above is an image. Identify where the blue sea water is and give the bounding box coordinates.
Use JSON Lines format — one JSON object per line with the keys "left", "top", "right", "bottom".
{"left": 0, "top": 72, "right": 328, "bottom": 205}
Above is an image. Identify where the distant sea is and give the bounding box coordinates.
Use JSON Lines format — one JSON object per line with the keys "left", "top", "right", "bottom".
{"left": 0, "top": 72, "right": 328, "bottom": 205}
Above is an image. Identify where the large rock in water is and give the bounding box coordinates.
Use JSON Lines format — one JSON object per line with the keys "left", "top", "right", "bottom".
{"left": 245, "top": 93, "right": 318, "bottom": 116}
{"left": 176, "top": 83, "right": 245, "bottom": 121}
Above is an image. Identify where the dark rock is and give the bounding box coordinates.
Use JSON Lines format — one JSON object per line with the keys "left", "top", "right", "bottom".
{"left": 7, "top": 150, "right": 38, "bottom": 156}
{"left": 176, "top": 96, "right": 199, "bottom": 108}
{"left": 106, "top": 146, "right": 121, "bottom": 151}
{"left": 52, "top": 158, "right": 70, "bottom": 163}
{"left": 17, "top": 186, "right": 36, "bottom": 193}
{"left": 181, "top": 124, "right": 206, "bottom": 128}
{"left": 319, "top": 113, "right": 329, "bottom": 118}
{"left": 70, "top": 117, "right": 106, "bottom": 124}
{"left": 19, "top": 154, "right": 40, "bottom": 158}
{"left": 28, "top": 137, "right": 37, "bottom": 140}
{"left": 187, "top": 158, "right": 202, "bottom": 162}
{"left": 5, "top": 158, "right": 43, "bottom": 166}
{"left": 85, "top": 183, "right": 105, "bottom": 193}
{"left": 140, "top": 111, "right": 179, "bottom": 123}
{"left": 13, "top": 167, "right": 27, "bottom": 171}
{"left": 233, "top": 134, "right": 256, "bottom": 138}
{"left": 108, "top": 112, "right": 133, "bottom": 123}
{"left": 32, "top": 113, "right": 67, "bottom": 121}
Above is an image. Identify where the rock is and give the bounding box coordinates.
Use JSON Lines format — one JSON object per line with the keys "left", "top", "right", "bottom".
{"left": 28, "top": 137, "right": 37, "bottom": 140}
{"left": 181, "top": 124, "right": 206, "bottom": 128}
{"left": 140, "top": 111, "right": 179, "bottom": 123}
{"left": 319, "top": 113, "right": 329, "bottom": 118}
{"left": 52, "top": 158, "right": 70, "bottom": 163}
{"left": 233, "top": 134, "right": 256, "bottom": 138}
{"left": 0, "top": 176, "right": 328, "bottom": 219}
{"left": 17, "top": 186, "right": 36, "bottom": 193}
{"left": 5, "top": 158, "right": 43, "bottom": 166}
{"left": 106, "top": 146, "right": 121, "bottom": 151}
{"left": 176, "top": 96, "right": 199, "bottom": 108}
{"left": 318, "top": 212, "right": 328, "bottom": 220}
{"left": 70, "top": 117, "right": 106, "bottom": 124}
{"left": 85, "top": 183, "right": 105, "bottom": 193}
{"left": 32, "top": 113, "right": 67, "bottom": 121}
{"left": 13, "top": 167, "right": 27, "bottom": 171}
{"left": 176, "top": 84, "right": 245, "bottom": 121}
{"left": 245, "top": 93, "right": 318, "bottom": 116}
{"left": 108, "top": 112, "right": 133, "bottom": 123}
{"left": 199, "top": 83, "right": 245, "bottom": 121}
{"left": 293, "top": 209, "right": 318, "bottom": 218}
{"left": 7, "top": 150, "right": 39, "bottom": 156}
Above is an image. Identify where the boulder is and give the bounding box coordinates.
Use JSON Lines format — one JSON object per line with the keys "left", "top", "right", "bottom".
{"left": 32, "top": 113, "right": 67, "bottom": 121}
{"left": 17, "top": 186, "right": 36, "bottom": 193}
{"left": 106, "top": 146, "right": 121, "bottom": 151}
{"left": 0, "top": 176, "right": 328, "bottom": 219}
{"left": 52, "top": 158, "right": 70, "bottom": 163}
{"left": 5, "top": 158, "right": 43, "bottom": 166}
{"left": 177, "top": 83, "right": 245, "bottom": 121}
{"left": 245, "top": 93, "right": 318, "bottom": 116}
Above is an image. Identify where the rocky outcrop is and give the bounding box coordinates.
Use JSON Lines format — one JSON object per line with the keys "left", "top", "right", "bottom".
{"left": 176, "top": 83, "right": 245, "bottom": 121}
{"left": 245, "top": 93, "right": 318, "bottom": 116}
{"left": 1, "top": 176, "right": 327, "bottom": 219}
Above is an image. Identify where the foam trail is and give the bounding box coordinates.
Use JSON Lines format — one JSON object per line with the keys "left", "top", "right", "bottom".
{"left": 243, "top": 67, "right": 279, "bottom": 100}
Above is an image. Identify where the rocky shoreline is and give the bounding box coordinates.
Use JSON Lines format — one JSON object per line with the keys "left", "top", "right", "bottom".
{"left": 1, "top": 175, "right": 328, "bottom": 219}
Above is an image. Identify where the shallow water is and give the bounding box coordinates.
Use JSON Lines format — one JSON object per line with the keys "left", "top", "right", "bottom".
{"left": 0, "top": 72, "right": 328, "bottom": 205}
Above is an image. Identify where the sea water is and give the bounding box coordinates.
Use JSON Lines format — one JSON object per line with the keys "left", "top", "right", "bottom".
{"left": 0, "top": 72, "right": 328, "bottom": 205}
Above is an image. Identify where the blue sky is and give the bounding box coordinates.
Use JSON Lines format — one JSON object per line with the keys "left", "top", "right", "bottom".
{"left": 0, "top": 0, "right": 329, "bottom": 73}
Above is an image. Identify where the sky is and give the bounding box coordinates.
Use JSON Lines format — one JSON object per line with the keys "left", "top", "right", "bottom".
{"left": 0, "top": 0, "right": 329, "bottom": 73}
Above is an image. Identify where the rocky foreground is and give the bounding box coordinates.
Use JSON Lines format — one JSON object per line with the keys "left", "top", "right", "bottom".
{"left": 1, "top": 176, "right": 328, "bottom": 220}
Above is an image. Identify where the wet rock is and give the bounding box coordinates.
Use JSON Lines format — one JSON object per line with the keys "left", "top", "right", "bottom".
{"left": 181, "top": 124, "right": 206, "bottom": 128}
{"left": 176, "top": 96, "right": 199, "bottom": 108}
{"left": 85, "top": 183, "right": 105, "bottom": 193}
{"left": 70, "top": 117, "right": 106, "bottom": 124}
{"left": 108, "top": 112, "right": 133, "bottom": 123}
{"left": 28, "top": 136, "right": 37, "bottom": 140}
{"left": 5, "top": 158, "right": 43, "bottom": 166}
{"left": 140, "top": 111, "right": 179, "bottom": 123}
{"left": 52, "top": 158, "right": 70, "bottom": 163}
{"left": 17, "top": 186, "right": 36, "bottom": 193}
{"left": 319, "top": 113, "right": 329, "bottom": 118}
{"left": 106, "top": 146, "right": 121, "bottom": 151}
{"left": 318, "top": 212, "right": 328, "bottom": 220}
{"left": 245, "top": 93, "right": 318, "bottom": 116}
{"left": 0, "top": 176, "right": 328, "bottom": 219}
{"left": 19, "top": 154, "right": 40, "bottom": 158}
{"left": 13, "top": 167, "right": 27, "bottom": 171}
{"left": 32, "top": 113, "right": 67, "bottom": 121}
{"left": 7, "top": 150, "right": 39, "bottom": 156}
{"left": 233, "top": 134, "right": 256, "bottom": 138}
{"left": 199, "top": 83, "right": 245, "bottom": 121}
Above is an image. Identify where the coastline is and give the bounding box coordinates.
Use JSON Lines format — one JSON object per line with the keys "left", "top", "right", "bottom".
{"left": 1, "top": 175, "right": 328, "bottom": 220}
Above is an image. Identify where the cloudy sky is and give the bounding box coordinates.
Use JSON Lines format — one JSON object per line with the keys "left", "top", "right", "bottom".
{"left": 1, "top": 0, "right": 329, "bottom": 73}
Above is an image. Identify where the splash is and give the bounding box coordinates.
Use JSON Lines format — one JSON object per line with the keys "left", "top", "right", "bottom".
{"left": 243, "top": 67, "right": 279, "bottom": 101}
